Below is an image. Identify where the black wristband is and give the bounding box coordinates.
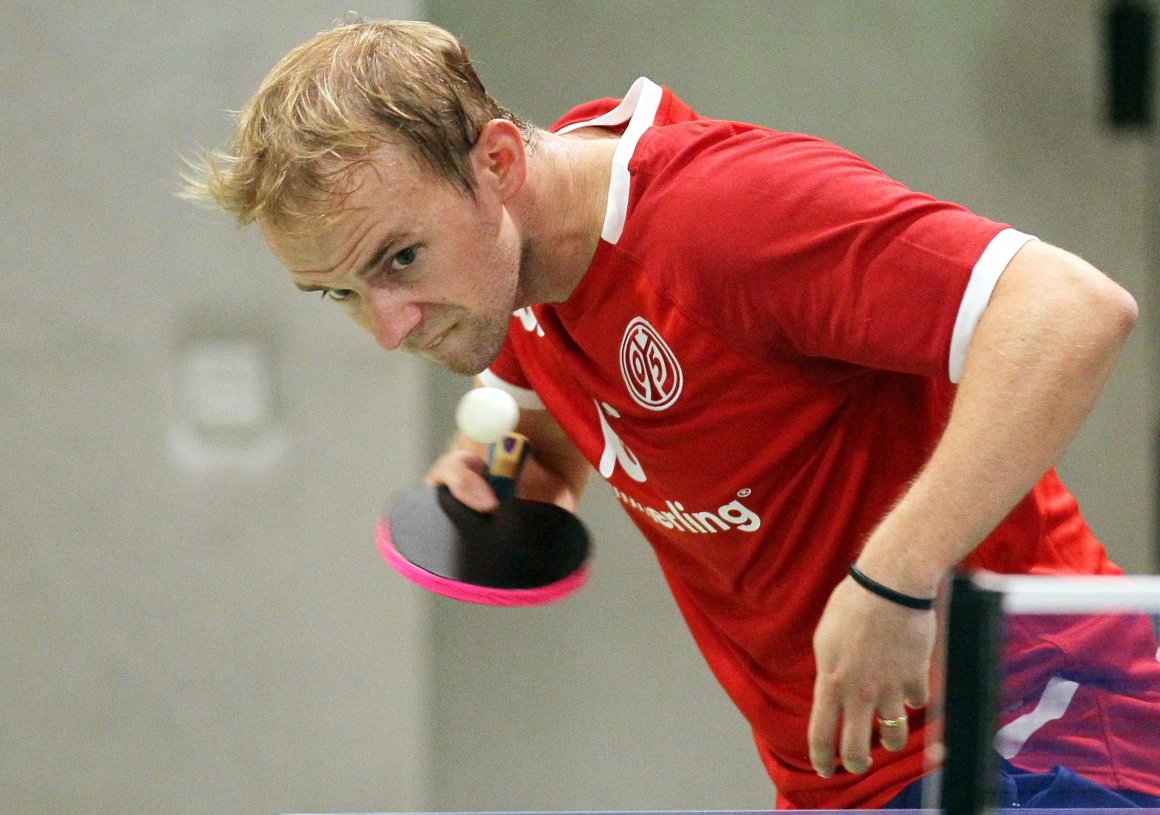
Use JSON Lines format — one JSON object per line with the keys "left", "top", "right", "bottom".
{"left": 848, "top": 564, "right": 936, "bottom": 611}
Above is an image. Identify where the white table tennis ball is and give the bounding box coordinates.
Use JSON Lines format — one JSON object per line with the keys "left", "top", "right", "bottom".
{"left": 455, "top": 387, "right": 519, "bottom": 444}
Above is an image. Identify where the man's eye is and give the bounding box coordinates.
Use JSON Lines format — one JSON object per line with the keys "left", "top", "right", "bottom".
{"left": 323, "top": 288, "right": 353, "bottom": 302}
{"left": 391, "top": 247, "right": 418, "bottom": 270}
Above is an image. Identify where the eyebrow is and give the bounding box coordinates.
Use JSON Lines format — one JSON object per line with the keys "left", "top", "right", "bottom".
{"left": 360, "top": 234, "right": 401, "bottom": 276}
{"left": 292, "top": 233, "right": 402, "bottom": 293}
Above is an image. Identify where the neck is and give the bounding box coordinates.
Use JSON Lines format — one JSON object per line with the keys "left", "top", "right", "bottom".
{"left": 511, "top": 129, "right": 618, "bottom": 305}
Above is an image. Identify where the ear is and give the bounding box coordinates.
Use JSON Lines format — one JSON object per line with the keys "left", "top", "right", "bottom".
{"left": 468, "top": 119, "right": 526, "bottom": 202}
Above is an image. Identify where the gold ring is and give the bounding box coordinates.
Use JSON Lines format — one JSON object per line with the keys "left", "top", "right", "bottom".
{"left": 877, "top": 714, "right": 908, "bottom": 728}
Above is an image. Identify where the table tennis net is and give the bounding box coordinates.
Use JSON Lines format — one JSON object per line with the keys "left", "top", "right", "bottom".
{"left": 927, "top": 573, "right": 1160, "bottom": 815}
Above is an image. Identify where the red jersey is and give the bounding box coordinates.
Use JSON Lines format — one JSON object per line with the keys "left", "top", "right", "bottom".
{"left": 482, "top": 79, "right": 1146, "bottom": 808}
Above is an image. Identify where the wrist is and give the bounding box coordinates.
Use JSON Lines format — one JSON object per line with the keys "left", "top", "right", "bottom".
{"left": 854, "top": 495, "right": 956, "bottom": 599}
{"left": 848, "top": 563, "right": 937, "bottom": 611}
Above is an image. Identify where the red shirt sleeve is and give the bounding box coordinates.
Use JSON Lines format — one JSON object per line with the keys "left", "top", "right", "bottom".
{"left": 636, "top": 125, "right": 1009, "bottom": 379}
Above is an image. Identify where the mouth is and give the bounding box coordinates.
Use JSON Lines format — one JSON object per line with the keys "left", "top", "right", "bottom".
{"left": 420, "top": 324, "right": 454, "bottom": 352}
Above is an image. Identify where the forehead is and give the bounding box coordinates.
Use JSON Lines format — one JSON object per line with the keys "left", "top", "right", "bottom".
{"left": 260, "top": 145, "right": 442, "bottom": 272}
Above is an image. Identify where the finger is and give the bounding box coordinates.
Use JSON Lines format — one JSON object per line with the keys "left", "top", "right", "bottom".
{"left": 425, "top": 454, "right": 498, "bottom": 511}
{"left": 926, "top": 739, "right": 946, "bottom": 766}
{"left": 807, "top": 678, "right": 841, "bottom": 778}
{"left": 838, "top": 699, "right": 875, "bottom": 775}
{"left": 876, "top": 707, "right": 910, "bottom": 752}
{"left": 903, "top": 676, "right": 930, "bottom": 711}
{"left": 447, "top": 476, "right": 499, "bottom": 511}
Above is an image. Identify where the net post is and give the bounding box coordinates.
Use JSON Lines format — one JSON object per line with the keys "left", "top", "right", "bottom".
{"left": 940, "top": 571, "right": 1003, "bottom": 815}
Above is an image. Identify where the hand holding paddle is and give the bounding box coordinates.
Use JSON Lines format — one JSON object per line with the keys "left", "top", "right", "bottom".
{"left": 376, "top": 387, "right": 591, "bottom": 605}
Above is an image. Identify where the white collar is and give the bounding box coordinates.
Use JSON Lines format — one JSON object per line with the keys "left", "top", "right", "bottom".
{"left": 557, "top": 77, "right": 664, "bottom": 244}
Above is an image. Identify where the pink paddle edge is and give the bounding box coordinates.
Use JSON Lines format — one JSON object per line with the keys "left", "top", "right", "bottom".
{"left": 375, "top": 517, "right": 588, "bottom": 606}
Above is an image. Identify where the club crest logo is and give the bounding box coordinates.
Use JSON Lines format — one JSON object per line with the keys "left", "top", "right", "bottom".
{"left": 619, "top": 316, "right": 682, "bottom": 410}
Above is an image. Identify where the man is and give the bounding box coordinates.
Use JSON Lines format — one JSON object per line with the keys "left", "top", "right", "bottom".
{"left": 186, "top": 19, "right": 1160, "bottom": 809}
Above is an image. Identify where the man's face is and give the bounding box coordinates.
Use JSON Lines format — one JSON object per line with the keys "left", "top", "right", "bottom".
{"left": 261, "top": 144, "right": 522, "bottom": 376}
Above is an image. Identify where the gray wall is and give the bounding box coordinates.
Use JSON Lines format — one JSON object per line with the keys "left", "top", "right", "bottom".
{"left": 3, "top": 2, "right": 1156, "bottom": 815}
{"left": 2, "top": 4, "right": 433, "bottom": 814}
{"left": 425, "top": 0, "right": 1158, "bottom": 811}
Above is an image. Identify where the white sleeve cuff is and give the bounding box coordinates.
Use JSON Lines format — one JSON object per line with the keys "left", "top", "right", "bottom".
{"left": 477, "top": 369, "right": 545, "bottom": 410}
{"left": 948, "top": 228, "right": 1037, "bottom": 383}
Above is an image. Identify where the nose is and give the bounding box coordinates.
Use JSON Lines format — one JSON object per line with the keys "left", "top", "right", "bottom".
{"left": 362, "top": 290, "right": 423, "bottom": 351}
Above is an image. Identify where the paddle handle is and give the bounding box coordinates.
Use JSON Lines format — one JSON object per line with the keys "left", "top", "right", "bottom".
{"left": 486, "top": 433, "right": 530, "bottom": 502}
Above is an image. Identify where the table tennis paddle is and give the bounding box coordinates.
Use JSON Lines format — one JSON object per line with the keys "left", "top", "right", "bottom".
{"left": 376, "top": 389, "right": 591, "bottom": 606}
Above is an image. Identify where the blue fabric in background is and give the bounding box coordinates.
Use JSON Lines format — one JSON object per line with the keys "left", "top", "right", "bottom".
{"left": 884, "top": 758, "right": 1160, "bottom": 809}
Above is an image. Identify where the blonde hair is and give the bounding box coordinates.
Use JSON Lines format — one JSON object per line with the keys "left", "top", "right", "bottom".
{"left": 183, "top": 19, "right": 529, "bottom": 229}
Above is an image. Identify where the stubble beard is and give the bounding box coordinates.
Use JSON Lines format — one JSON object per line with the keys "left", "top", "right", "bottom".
{"left": 426, "top": 255, "right": 523, "bottom": 377}
{"left": 427, "top": 312, "right": 511, "bottom": 376}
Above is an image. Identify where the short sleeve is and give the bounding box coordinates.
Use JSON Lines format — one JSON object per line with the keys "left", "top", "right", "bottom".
{"left": 643, "top": 129, "right": 1021, "bottom": 380}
